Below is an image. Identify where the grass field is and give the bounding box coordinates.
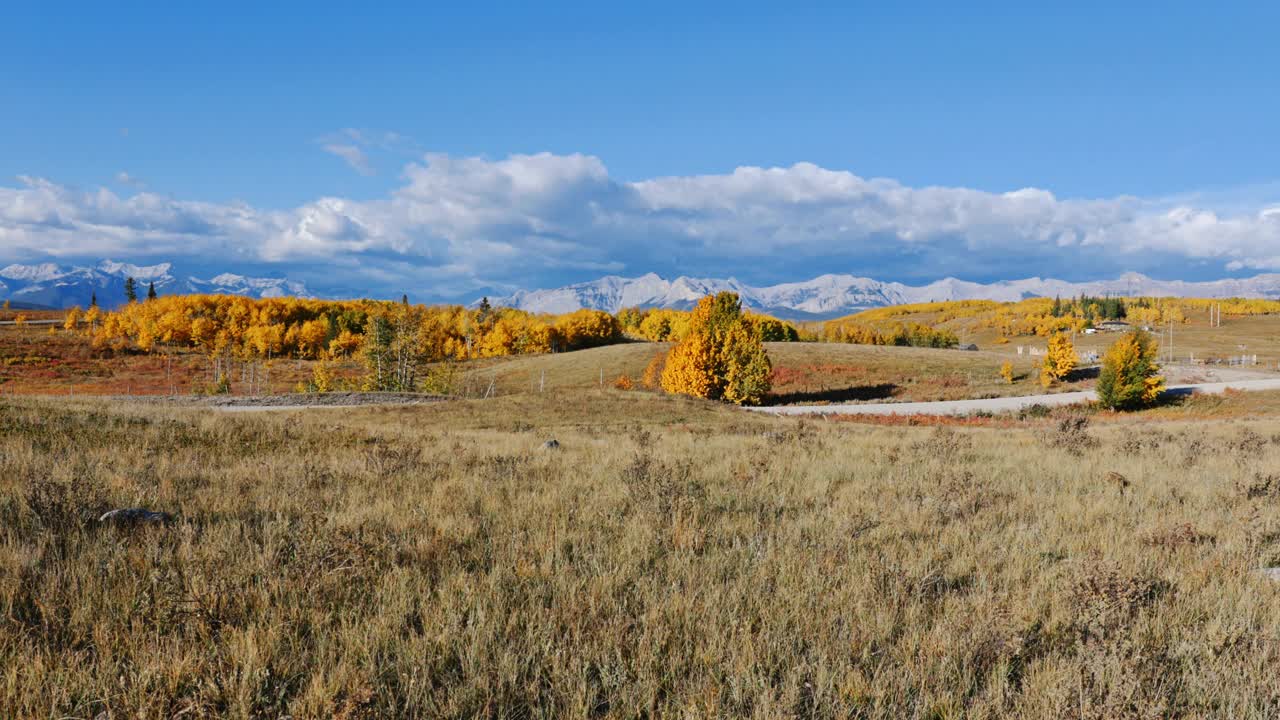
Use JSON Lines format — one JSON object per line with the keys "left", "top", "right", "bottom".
{"left": 0, "top": 324, "right": 1081, "bottom": 405}
{"left": 0, "top": 323, "right": 343, "bottom": 396}
{"left": 456, "top": 341, "right": 1063, "bottom": 405}
{"left": 6, "top": 390, "right": 1280, "bottom": 717}
{"left": 8, "top": 305, "right": 1280, "bottom": 716}
{"left": 8, "top": 305, "right": 1280, "bottom": 407}
{"left": 840, "top": 308, "right": 1280, "bottom": 369}
{"left": 3, "top": 324, "right": 1270, "bottom": 408}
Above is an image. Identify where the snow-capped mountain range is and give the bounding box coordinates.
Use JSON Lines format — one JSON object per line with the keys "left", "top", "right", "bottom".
{"left": 0, "top": 260, "right": 310, "bottom": 309}
{"left": 484, "top": 272, "right": 1280, "bottom": 319}
{"left": 8, "top": 260, "right": 1280, "bottom": 318}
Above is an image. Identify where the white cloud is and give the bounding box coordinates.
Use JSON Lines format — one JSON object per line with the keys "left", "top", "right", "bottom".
{"left": 4, "top": 153, "right": 1280, "bottom": 297}
{"left": 317, "top": 128, "right": 423, "bottom": 176}
{"left": 114, "top": 171, "right": 146, "bottom": 189}
{"left": 321, "top": 143, "right": 375, "bottom": 176}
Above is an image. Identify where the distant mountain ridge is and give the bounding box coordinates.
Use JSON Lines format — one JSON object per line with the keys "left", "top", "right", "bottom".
{"left": 0, "top": 260, "right": 311, "bottom": 309}
{"left": 484, "top": 272, "right": 1280, "bottom": 320}
{"left": 9, "top": 261, "right": 1280, "bottom": 317}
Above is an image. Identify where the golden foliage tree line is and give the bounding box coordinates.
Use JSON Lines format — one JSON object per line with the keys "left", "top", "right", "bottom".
{"left": 81, "top": 295, "right": 623, "bottom": 364}
{"left": 619, "top": 307, "right": 801, "bottom": 343}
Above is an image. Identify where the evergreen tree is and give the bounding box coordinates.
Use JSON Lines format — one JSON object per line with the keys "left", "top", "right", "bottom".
{"left": 476, "top": 296, "right": 492, "bottom": 323}
{"left": 124, "top": 277, "right": 138, "bottom": 303}
{"left": 401, "top": 293, "right": 409, "bottom": 306}
{"left": 1051, "top": 295, "right": 1062, "bottom": 317}
{"left": 90, "top": 291, "right": 98, "bottom": 307}
{"left": 147, "top": 281, "right": 157, "bottom": 301}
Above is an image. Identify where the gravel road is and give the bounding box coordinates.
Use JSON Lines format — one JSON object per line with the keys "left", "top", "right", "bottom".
{"left": 747, "top": 378, "right": 1280, "bottom": 417}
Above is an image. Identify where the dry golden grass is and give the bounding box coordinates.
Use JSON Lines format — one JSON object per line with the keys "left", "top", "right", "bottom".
{"left": 826, "top": 307, "right": 1280, "bottom": 368}
{"left": 3, "top": 323, "right": 1074, "bottom": 404}
{"left": 0, "top": 323, "right": 361, "bottom": 396}
{"left": 6, "top": 391, "right": 1280, "bottom": 718}
{"left": 459, "top": 341, "right": 1073, "bottom": 405}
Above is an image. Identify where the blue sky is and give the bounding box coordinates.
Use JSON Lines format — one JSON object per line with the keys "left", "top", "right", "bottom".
{"left": 4, "top": 2, "right": 1280, "bottom": 299}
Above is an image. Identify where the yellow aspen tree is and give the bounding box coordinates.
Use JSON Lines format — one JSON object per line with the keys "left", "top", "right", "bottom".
{"left": 63, "top": 307, "right": 83, "bottom": 330}
{"left": 660, "top": 292, "right": 772, "bottom": 405}
{"left": 660, "top": 330, "right": 718, "bottom": 399}
{"left": 1097, "top": 330, "right": 1165, "bottom": 410}
{"left": 722, "top": 323, "right": 772, "bottom": 405}
{"left": 1000, "top": 361, "right": 1014, "bottom": 384}
{"left": 1039, "top": 332, "right": 1078, "bottom": 387}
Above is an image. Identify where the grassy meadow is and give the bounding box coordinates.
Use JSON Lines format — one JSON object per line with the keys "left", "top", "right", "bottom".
{"left": 7, "top": 390, "right": 1280, "bottom": 718}
{"left": 457, "top": 341, "right": 1059, "bottom": 404}
{"left": 0, "top": 321, "right": 1080, "bottom": 405}
{"left": 820, "top": 307, "right": 1280, "bottom": 369}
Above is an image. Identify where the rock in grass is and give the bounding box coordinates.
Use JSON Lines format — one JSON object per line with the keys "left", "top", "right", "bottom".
{"left": 98, "top": 508, "right": 173, "bottom": 526}
{"left": 542, "top": 439, "right": 560, "bottom": 450}
{"left": 1257, "top": 567, "right": 1280, "bottom": 582}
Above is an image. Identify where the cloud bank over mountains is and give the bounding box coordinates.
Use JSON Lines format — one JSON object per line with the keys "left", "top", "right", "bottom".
{"left": 3, "top": 152, "right": 1280, "bottom": 300}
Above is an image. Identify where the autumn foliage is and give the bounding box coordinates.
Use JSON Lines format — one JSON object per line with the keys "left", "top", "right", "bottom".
{"left": 1097, "top": 330, "right": 1165, "bottom": 410}
{"left": 660, "top": 292, "right": 772, "bottom": 405}
{"left": 999, "top": 361, "right": 1015, "bottom": 384}
{"left": 86, "top": 295, "right": 620, "bottom": 363}
{"left": 1039, "top": 332, "right": 1078, "bottom": 387}
{"left": 821, "top": 320, "right": 958, "bottom": 348}
{"left": 622, "top": 307, "right": 800, "bottom": 343}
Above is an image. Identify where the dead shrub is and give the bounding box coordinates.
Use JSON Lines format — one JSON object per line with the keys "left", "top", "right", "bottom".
{"left": 911, "top": 427, "right": 973, "bottom": 461}
{"left": 477, "top": 454, "right": 527, "bottom": 483}
{"left": 866, "top": 556, "right": 972, "bottom": 606}
{"left": 1068, "top": 561, "right": 1168, "bottom": 644}
{"left": 361, "top": 443, "right": 420, "bottom": 479}
{"left": 760, "top": 420, "right": 819, "bottom": 446}
{"left": 1239, "top": 472, "right": 1280, "bottom": 500}
{"left": 621, "top": 449, "right": 703, "bottom": 519}
{"left": 1104, "top": 471, "right": 1130, "bottom": 495}
{"left": 1041, "top": 415, "right": 1098, "bottom": 455}
{"left": 22, "top": 475, "right": 110, "bottom": 532}
{"left": 1119, "top": 430, "right": 1173, "bottom": 454}
{"left": 1141, "top": 523, "right": 1215, "bottom": 550}
{"left": 931, "top": 468, "right": 1005, "bottom": 523}
{"left": 1181, "top": 437, "right": 1207, "bottom": 466}
{"left": 1228, "top": 428, "right": 1267, "bottom": 458}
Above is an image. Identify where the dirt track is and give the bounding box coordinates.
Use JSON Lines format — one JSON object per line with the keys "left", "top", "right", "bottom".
{"left": 52, "top": 392, "right": 451, "bottom": 411}
{"left": 747, "top": 378, "right": 1280, "bottom": 417}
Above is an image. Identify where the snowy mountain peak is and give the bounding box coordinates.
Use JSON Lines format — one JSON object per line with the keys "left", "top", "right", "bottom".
{"left": 1, "top": 263, "right": 64, "bottom": 282}
{"left": 483, "top": 272, "right": 1280, "bottom": 320}
{"left": 0, "top": 260, "right": 311, "bottom": 308}
{"left": 95, "top": 259, "right": 173, "bottom": 280}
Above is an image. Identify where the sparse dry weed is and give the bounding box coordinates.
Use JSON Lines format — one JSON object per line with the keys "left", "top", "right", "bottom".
{"left": 3, "top": 394, "right": 1280, "bottom": 718}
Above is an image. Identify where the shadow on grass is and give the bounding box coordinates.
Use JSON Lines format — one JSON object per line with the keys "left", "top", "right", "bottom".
{"left": 765, "top": 383, "right": 898, "bottom": 406}
{"left": 1066, "top": 366, "right": 1100, "bottom": 382}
